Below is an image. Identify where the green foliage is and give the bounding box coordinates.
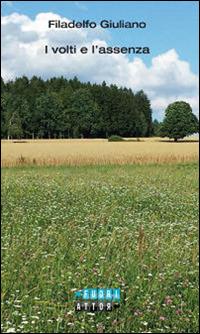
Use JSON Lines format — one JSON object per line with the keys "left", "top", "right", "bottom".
{"left": 35, "top": 92, "right": 63, "bottom": 138}
{"left": 135, "top": 90, "right": 152, "bottom": 136}
{"left": 70, "top": 88, "right": 100, "bottom": 138}
{"left": 160, "top": 101, "right": 199, "bottom": 141}
{"left": 2, "top": 93, "right": 24, "bottom": 139}
{"left": 1, "top": 76, "right": 153, "bottom": 139}
{"left": 135, "top": 110, "right": 148, "bottom": 137}
{"left": 108, "top": 135, "right": 124, "bottom": 141}
{"left": 7, "top": 114, "right": 23, "bottom": 139}
{"left": 152, "top": 119, "right": 162, "bottom": 136}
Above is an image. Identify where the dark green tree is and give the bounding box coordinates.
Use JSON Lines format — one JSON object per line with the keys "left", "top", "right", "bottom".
{"left": 152, "top": 119, "right": 161, "bottom": 136}
{"left": 135, "top": 90, "right": 152, "bottom": 136}
{"left": 135, "top": 111, "right": 148, "bottom": 137}
{"left": 35, "top": 92, "right": 62, "bottom": 138}
{"left": 8, "top": 113, "right": 23, "bottom": 139}
{"left": 70, "top": 88, "right": 100, "bottom": 138}
{"left": 2, "top": 93, "right": 24, "bottom": 139}
{"left": 160, "top": 101, "right": 199, "bottom": 141}
{"left": 1, "top": 76, "right": 154, "bottom": 139}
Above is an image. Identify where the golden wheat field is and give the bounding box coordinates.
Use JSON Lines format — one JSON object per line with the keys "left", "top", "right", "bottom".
{"left": 1, "top": 137, "right": 199, "bottom": 167}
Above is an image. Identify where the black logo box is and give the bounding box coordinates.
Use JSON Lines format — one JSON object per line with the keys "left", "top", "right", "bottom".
{"left": 75, "top": 301, "right": 120, "bottom": 312}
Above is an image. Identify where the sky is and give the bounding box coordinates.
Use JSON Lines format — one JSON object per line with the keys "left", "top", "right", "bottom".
{"left": 1, "top": 1, "right": 199, "bottom": 120}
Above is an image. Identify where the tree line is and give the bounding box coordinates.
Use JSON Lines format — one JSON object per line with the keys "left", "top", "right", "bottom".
{"left": 1, "top": 76, "right": 154, "bottom": 139}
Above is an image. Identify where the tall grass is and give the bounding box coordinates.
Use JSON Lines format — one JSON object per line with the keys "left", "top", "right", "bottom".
{"left": 1, "top": 138, "right": 199, "bottom": 167}
{"left": 1, "top": 163, "right": 199, "bottom": 333}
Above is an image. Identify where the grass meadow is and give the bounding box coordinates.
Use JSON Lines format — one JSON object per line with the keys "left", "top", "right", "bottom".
{"left": 1, "top": 139, "right": 199, "bottom": 333}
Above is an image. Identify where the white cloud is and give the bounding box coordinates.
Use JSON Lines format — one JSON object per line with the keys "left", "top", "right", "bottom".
{"left": 1, "top": 12, "right": 199, "bottom": 119}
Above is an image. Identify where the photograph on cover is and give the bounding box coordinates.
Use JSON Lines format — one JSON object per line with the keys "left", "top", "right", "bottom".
{"left": 1, "top": 1, "right": 199, "bottom": 333}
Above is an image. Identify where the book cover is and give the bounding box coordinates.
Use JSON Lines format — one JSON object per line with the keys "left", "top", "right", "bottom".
{"left": 1, "top": 1, "right": 199, "bottom": 333}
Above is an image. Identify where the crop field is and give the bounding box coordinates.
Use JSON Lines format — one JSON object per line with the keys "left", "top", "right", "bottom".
{"left": 1, "top": 160, "right": 199, "bottom": 333}
{"left": 1, "top": 138, "right": 199, "bottom": 167}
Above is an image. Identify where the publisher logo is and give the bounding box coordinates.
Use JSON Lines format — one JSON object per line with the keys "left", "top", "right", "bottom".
{"left": 74, "top": 288, "right": 120, "bottom": 312}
